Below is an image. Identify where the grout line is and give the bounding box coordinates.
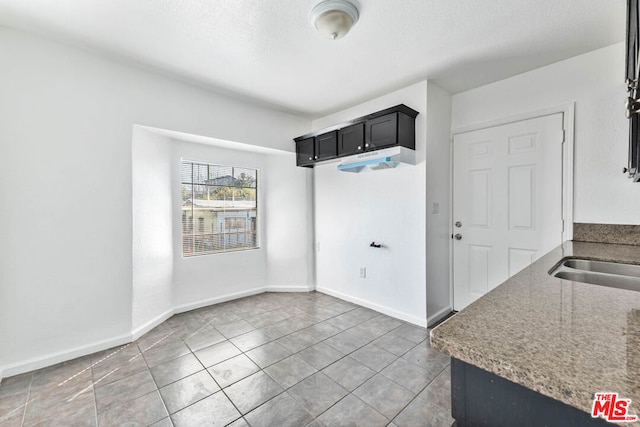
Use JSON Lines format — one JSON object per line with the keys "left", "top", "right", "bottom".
{"left": 387, "top": 362, "right": 452, "bottom": 425}
{"left": 136, "top": 346, "right": 176, "bottom": 426}
{"left": 19, "top": 372, "right": 34, "bottom": 427}
{"left": 90, "top": 371, "right": 99, "bottom": 427}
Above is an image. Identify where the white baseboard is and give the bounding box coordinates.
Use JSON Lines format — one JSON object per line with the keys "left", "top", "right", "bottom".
{"left": 316, "top": 287, "right": 427, "bottom": 328}
{"left": 132, "top": 308, "right": 176, "bottom": 341}
{"left": 427, "top": 306, "right": 453, "bottom": 327}
{"left": 1, "top": 333, "right": 131, "bottom": 379}
{"left": 265, "top": 285, "right": 313, "bottom": 292}
{"left": 0, "top": 284, "right": 317, "bottom": 380}
{"left": 173, "top": 287, "right": 266, "bottom": 314}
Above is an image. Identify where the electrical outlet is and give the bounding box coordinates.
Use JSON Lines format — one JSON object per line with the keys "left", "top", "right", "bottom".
{"left": 360, "top": 267, "right": 366, "bottom": 278}
{"left": 432, "top": 201, "right": 439, "bottom": 214}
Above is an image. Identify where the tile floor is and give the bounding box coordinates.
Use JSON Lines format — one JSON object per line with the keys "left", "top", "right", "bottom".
{"left": 0, "top": 292, "right": 454, "bottom": 427}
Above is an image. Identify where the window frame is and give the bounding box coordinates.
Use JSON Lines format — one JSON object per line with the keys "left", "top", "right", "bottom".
{"left": 180, "top": 159, "right": 260, "bottom": 257}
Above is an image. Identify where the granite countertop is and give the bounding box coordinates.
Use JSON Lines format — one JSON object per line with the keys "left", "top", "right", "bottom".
{"left": 430, "top": 241, "right": 640, "bottom": 426}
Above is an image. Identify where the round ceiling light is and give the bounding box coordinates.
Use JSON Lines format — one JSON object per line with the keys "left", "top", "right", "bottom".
{"left": 310, "top": 0, "right": 359, "bottom": 40}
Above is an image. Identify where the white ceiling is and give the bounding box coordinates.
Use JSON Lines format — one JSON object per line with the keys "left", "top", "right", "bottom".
{"left": 0, "top": 0, "right": 626, "bottom": 118}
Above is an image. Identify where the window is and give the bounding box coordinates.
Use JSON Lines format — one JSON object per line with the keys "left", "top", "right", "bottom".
{"left": 181, "top": 161, "right": 258, "bottom": 256}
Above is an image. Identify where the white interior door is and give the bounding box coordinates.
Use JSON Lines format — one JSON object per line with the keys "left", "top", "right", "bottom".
{"left": 453, "top": 113, "right": 565, "bottom": 311}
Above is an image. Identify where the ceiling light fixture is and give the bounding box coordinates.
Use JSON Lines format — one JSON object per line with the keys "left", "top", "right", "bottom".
{"left": 310, "top": 0, "right": 359, "bottom": 40}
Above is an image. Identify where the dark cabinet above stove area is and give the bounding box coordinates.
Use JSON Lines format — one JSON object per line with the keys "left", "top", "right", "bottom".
{"left": 294, "top": 104, "right": 419, "bottom": 168}
{"left": 296, "top": 130, "right": 339, "bottom": 167}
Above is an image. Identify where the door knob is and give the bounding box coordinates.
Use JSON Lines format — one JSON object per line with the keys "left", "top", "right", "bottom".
{"left": 455, "top": 221, "right": 462, "bottom": 228}
{"left": 454, "top": 234, "right": 462, "bottom": 240}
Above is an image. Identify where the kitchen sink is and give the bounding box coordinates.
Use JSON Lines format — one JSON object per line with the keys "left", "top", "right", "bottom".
{"left": 549, "top": 258, "right": 640, "bottom": 292}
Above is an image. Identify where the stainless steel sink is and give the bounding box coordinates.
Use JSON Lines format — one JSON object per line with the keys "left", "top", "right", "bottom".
{"left": 549, "top": 258, "right": 640, "bottom": 292}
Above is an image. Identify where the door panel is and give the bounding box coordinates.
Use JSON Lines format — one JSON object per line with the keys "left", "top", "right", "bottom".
{"left": 508, "top": 165, "right": 535, "bottom": 230}
{"left": 469, "top": 170, "right": 491, "bottom": 228}
{"left": 453, "top": 113, "right": 564, "bottom": 310}
{"left": 508, "top": 133, "right": 537, "bottom": 154}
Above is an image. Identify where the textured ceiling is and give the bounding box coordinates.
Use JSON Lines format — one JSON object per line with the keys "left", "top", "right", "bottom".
{"left": 0, "top": 0, "right": 627, "bottom": 118}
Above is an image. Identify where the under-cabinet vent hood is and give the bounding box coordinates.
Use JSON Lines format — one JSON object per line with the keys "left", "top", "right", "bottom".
{"left": 337, "top": 146, "right": 415, "bottom": 173}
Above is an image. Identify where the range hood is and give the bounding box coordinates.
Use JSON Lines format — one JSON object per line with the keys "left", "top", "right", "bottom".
{"left": 337, "top": 146, "right": 415, "bottom": 173}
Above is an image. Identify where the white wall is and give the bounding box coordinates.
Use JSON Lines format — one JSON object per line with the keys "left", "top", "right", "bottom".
{"left": 452, "top": 43, "right": 632, "bottom": 225}
{"left": 425, "top": 82, "right": 452, "bottom": 322}
{"left": 132, "top": 129, "right": 314, "bottom": 336}
{"left": 169, "top": 137, "right": 315, "bottom": 308}
{"left": 0, "top": 27, "right": 311, "bottom": 378}
{"left": 313, "top": 82, "right": 430, "bottom": 326}
{"left": 263, "top": 152, "right": 316, "bottom": 292}
{"left": 312, "top": 81, "right": 453, "bottom": 326}
{"left": 132, "top": 129, "right": 175, "bottom": 332}
{"left": 167, "top": 139, "right": 270, "bottom": 312}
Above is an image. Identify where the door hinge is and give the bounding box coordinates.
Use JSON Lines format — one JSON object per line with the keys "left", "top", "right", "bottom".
{"left": 560, "top": 129, "right": 566, "bottom": 144}
{"left": 561, "top": 219, "right": 565, "bottom": 232}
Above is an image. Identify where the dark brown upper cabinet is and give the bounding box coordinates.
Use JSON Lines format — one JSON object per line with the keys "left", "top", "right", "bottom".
{"left": 296, "top": 132, "right": 338, "bottom": 167}
{"left": 293, "top": 104, "right": 419, "bottom": 168}
{"left": 365, "top": 113, "right": 397, "bottom": 150}
{"left": 316, "top": 131, "right": 338, "bottom": 161}
{"left": 338, "top": 123, "right": 365, "bottom": 156}
{"left": 365, "top": 112, "right": 416, "bottom": 151}
{"left": 295, "top": 137, "right": 315, "bottom": 167}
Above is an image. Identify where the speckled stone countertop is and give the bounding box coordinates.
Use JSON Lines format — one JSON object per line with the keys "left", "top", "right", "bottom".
{"left": 431, "top": 241, "right": 640, "bottom": 426}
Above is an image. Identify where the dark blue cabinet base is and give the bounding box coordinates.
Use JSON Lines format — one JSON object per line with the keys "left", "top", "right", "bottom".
{"left": 450, "top": 358, "right": 615, "bottom": 427}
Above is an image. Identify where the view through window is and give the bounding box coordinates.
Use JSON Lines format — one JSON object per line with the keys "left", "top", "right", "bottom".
{"left": 181, "top": 161, "right": 258, "bottom": 256}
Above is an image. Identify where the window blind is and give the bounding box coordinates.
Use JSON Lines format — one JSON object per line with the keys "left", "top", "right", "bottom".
{"left": 181, "top": 161, "right": 258, "bottom": 256}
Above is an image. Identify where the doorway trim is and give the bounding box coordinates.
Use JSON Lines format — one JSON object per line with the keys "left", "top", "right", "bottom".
{"left": 448, "top": 102, "right": 575, "bottom": 310}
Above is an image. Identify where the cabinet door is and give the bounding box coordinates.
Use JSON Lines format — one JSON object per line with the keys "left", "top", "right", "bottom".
{"left": 296, "top": 137, "right": 315, "bottom": 167}
{"left": 316, "top": 131, "right": 338, "bottom": 161}
{"left": 338, "top": 123, "right": 364, "bottom": 156}
{"left": 365, "top": 113, "right": 398, "bottom": 150}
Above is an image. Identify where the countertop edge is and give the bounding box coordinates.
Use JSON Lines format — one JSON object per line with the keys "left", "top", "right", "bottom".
{"left": 430, "top": 328, "right": 577, "bottom": 411}
{"left": 429, "top": 240, "right": 640, "bottom": 424}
